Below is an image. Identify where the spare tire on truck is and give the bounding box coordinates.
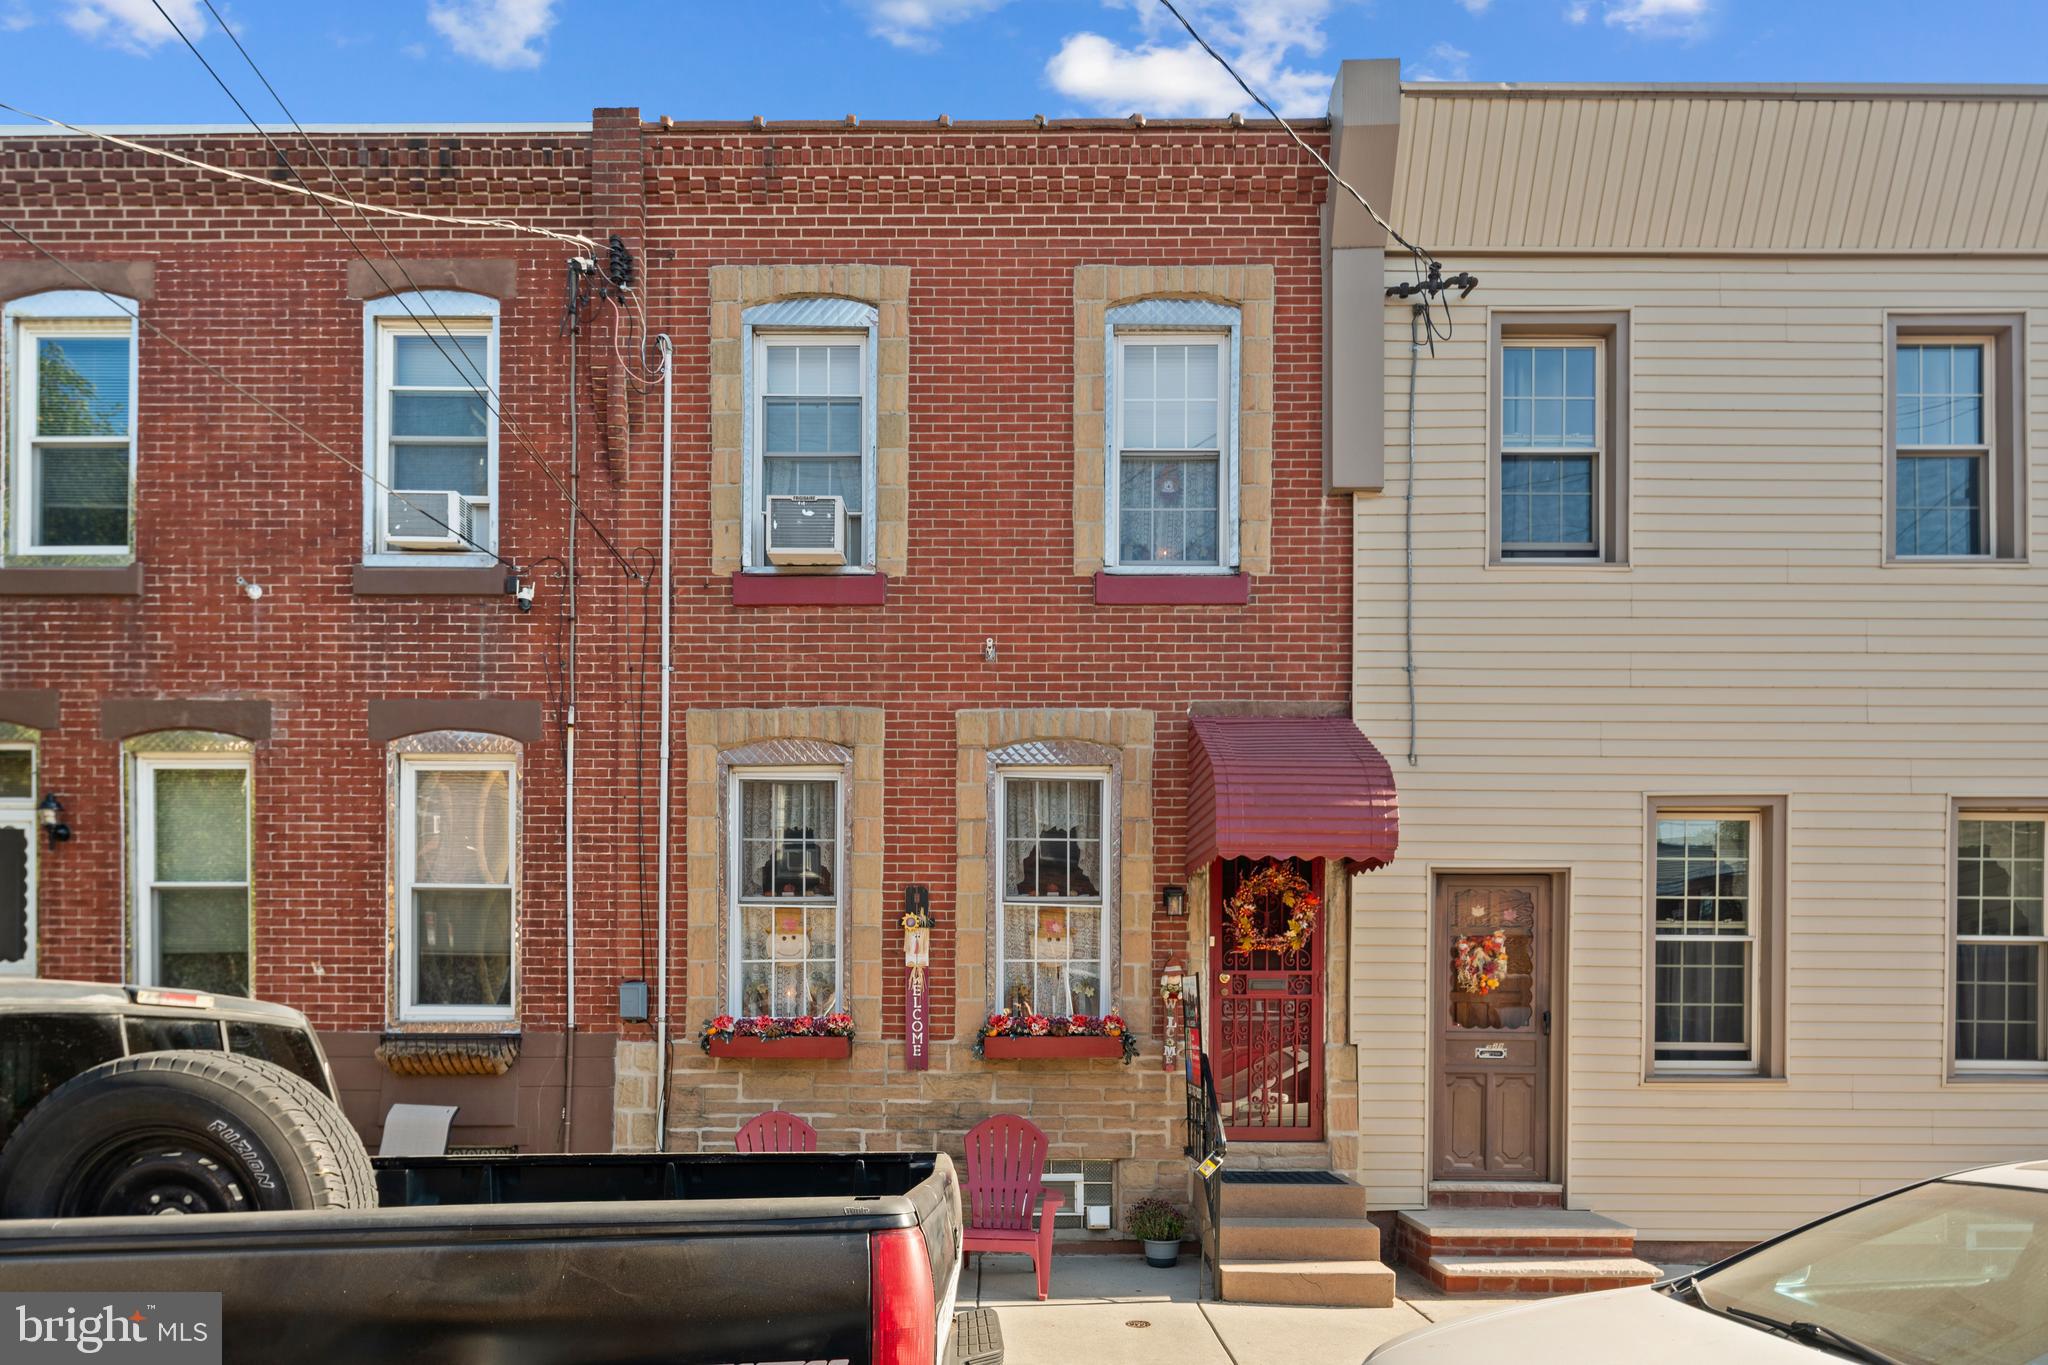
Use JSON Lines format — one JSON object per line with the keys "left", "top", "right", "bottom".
{"left": 0, "top": 1051, "right": 377, "bottom": 1218}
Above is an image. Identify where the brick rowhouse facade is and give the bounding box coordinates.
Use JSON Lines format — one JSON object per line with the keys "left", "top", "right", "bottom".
{"left": 0, "top": 107, "right": 1362, "bottom": 1220}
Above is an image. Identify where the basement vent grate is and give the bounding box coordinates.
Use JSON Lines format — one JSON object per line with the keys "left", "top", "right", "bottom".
{"left": 1219, "top": 1169, "right": 1348, "bottom": 1185}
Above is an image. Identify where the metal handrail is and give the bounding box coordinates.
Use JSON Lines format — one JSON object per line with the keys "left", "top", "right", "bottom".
{"left": 1181, "top": 979, "right": 1227, "bottom": 1300}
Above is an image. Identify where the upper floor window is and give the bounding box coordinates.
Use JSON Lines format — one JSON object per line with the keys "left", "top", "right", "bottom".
{"left": 1491, "top": 315, "right": 1629, "bottom": 566}
{"left": 5, "top": 292, "right": 138, "bottom": 560}
{"left": 997, "top": 771, "right": 1110, "bottom": 1016}
{"left": 1105, "top": 300, "right": 1240, "bottom": 574}
{"left": 364, "top": 293, "right": 498, "bottom": 562}
{"left": 744, "top": 299, "right": 877, "bottom": 572}
{"left": 398, "top": 754, "right": 516, "bottom": 1021}
{"left": 1500, "top": 341, "right": 1600, "bottom": 559}
{"left": 1895, "top": 340, "right": 1989, "bottom": 558}
{"left": 1955, "top": 814, "right": 2046, "bottom": 1072}
{"left": 1889, "top": 317, "right": 2025, "bottom": 564}
{"left": 728, "top": 771, "right": 842, "bottom": 1016}
{"left": 131, "top": 746, "right": 252, "bottom": 997}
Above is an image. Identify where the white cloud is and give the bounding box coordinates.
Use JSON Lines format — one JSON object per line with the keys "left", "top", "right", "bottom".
{"left": 1456, "top": 0, "right": 1492, "bottom": 12}
{"left": 1045, "top": 0, "right": 1335, "bottom": 119}
{"left": 857, "top": 0, "right": 1006, "bottom": 51}
{"left": 62, "top": 0, "right": 204, "bottom": 52}
{"left": 1563, "top": 0, "right": 1591, "bottom": 21}
{"left": 1603, "top": 0, "right": 1710, "bottom": 38}
{"left": 426, "top": 0, "right": 557, "bottom": 69}
{"left": 1407, "top": 41, "right": 1471, "bottom": 82}
{"left": 2, "top": 5, "right": 34, "bottom": 32}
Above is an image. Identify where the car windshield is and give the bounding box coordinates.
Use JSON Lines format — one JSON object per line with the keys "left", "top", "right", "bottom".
{"left": 1694, "top": 1179, "right": 2048, "bottom": 1365}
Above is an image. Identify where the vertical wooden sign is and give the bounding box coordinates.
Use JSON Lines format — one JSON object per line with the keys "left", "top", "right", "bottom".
{"left": 902, "top": 886, "right": 932, "bottom": 1072}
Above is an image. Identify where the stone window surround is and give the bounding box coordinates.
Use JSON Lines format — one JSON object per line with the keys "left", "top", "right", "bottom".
{"left": 708, "top": 266, "right": 911, "bottom": 580}
{"left": 383, "top": 729, "right": 523, "bottom": 1034}
{"left": 1072, "top": 266, "right": 1276, "bottom": 579}
{"left": 955, "top": 709, "right": 1155, "bottom": 1041}
{"left": 685, "top": 708, "right": 886, "bottom": 1043}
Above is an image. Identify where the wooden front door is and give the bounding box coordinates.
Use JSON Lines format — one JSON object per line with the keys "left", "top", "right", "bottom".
{"left": 1211, "top": 857, "right": 1324, "bottom": 1141}
{"left": 1433, "top": 874, "right": 1550, "bottom": 1180}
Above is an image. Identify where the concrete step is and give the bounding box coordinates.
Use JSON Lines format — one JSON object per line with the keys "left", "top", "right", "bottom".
{"left": 1421, "top": 1254, "right": 1662, "bottom": 1296}
{"left": 1217, "top": 1174, "right": 1369, "bottom": 1221}
{"left": 1395, "top": 1207, "right": 1637, "bottom": 1264}
{"left": 1216, "top": 1216, "right": 1380, "bottom": 1262}
{"left": 1218, "top": 1258, "right": 1398, "bottom": 1308}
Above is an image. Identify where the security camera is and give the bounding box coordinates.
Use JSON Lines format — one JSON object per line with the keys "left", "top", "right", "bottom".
{"left": 516, "top": 581, "right": 537, "bottom": 613}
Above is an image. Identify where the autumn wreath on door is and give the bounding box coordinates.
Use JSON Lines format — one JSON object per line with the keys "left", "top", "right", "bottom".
{"left": 1452, "top": 933, "right": 1508, "bottom": 995}
{"left": 1225, "top": 862, "right": 1322, "bottom": 954}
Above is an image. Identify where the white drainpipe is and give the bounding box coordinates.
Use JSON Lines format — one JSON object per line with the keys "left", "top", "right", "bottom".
{"left": 653, "top": 332, "right": 674, "bottom": 1150}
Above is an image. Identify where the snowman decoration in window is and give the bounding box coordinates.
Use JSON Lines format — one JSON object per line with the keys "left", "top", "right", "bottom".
{"left": 762, "top": 827, "right": 831, "bottom": 1014}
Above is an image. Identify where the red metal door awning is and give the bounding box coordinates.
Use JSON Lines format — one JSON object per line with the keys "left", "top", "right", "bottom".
{"left": 1185, "top": 716, "right": 1399, "bottom": 874}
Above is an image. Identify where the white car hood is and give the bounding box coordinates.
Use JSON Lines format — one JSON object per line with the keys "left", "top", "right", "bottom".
{"left": 1369, "top": 1287, "right": 1826, "bottom": 1364}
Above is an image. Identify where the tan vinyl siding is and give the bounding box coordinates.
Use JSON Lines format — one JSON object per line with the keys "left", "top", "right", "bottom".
{"left": 1352, "top": 253, "right": 2048, "bottom": 1240}
{"left": 1393, "top": 90, "right": 2048, "bottom": 254}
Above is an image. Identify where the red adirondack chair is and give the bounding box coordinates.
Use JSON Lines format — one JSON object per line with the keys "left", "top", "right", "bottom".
{"left": 962, "top": 1113, "right": 1064, "bottom": 1300}
{"left": 735, "top": 1109, "right": 819, "bottom": 1153}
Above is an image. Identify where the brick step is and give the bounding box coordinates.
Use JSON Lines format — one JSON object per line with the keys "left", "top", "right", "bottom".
{"left": 1218, "top": 1174, "right": 1368, "bottom": 1221}
{"left": 1428, "top": 1180, "right": 1564, "bottom": 1209}
{"left": 1215, "top": 1216, "right": 1380, "bottom": 1262}
{"left": 1217, "top": 1258, "right": 1398, "bottom": 1308}
{"left": 1396, "top": 1208, "right": 1637, "bottom": 1264}
{"left": 1422, "top": 1254, "right": 1662, "bottom": 1296}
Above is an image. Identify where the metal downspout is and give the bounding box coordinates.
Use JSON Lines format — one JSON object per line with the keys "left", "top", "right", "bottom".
{"left": 653, "top": 332, "right": 674, "bottom": 1150}
{"left": 561, "top": 293, "right": 581, "bottom": 1151}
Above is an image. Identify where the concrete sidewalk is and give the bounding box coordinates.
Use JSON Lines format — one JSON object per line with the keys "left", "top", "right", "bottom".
{"left": 967, "top": 1254, "right": 1701, "bottom": 1365}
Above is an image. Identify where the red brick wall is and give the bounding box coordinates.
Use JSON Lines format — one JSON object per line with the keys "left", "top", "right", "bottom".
{"left": 0, "top": 113, "right": 1343, "bottom": 1155}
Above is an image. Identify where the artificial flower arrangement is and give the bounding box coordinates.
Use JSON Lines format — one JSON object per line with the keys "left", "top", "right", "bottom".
{"left": 1452, "top": 934, "right": 1508, "bottom": 996}
{"left": 1225, "top": 862, "right": 1322, "bottom": 954}
{"left": 974, "top": 1007, "right": 1138, "bottom": 1064}
{"left": 700, "top": 1011, "right": 855, "bottom": 1053}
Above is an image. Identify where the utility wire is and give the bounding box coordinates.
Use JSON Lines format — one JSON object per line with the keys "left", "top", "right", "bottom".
{"left": 1154, "top": 0, "right": 1435, "bottom": 266}
{"left": 0, "top": 100, "right": 596, "bottom": 251}
{"left": 147, "top": 0, "right": 641, "bottom": 583}
{"left": 0, "top": 215, "right": 510, "bottom": 567}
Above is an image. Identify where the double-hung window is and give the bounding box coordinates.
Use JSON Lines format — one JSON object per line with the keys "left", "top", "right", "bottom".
{"left": 0, "top": 735, "right": 34, "bottom": 975}
{"left": 6, "top": 293, "right": 138, "bottom": 559}
{"left": 365, "top": 294, "right": 497, "bottom": 560}
{"left": 997, "top": 772, "right": 1110, "bottom": 1016}
{"left": 1500, "top": 341, "right": 1601, "bottom": 559}
{"left": 399, "top": 757, "right": 516, "bottom": 1020}
{"left": 729, "top": 772, "right": 842, "bottom": 1016}
{"left": 743, "top": 298, "right": 877, "bottom": 572}
{"left": 1110, "top": 330, "right": 1232, "bottom": 570}
{"left": 1955, "top": 814, "right": 2047, "bottom": 1071}
{"left": 1893, "top": 339, "right": 1990, "bottom": 558}
{"left": 1652, "top": 814, "right": 1758, "bottom": 1070}
{"left": 133, "top": 756, "right": 251, "bottom": 997}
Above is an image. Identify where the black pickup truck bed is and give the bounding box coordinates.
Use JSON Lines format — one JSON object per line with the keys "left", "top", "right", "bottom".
{"left": 0, "top": 1151, "right": 977, "bottom": 1365}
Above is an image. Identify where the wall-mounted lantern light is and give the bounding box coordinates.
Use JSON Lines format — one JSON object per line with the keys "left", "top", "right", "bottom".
{"left": 1160, "top": 883, "right": 1187, "bottom": 918}
{"left": 37, "top": 793, "right": 71, "bottom": 848}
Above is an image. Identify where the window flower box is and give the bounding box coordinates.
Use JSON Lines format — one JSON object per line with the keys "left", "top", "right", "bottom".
{"left": 980, "top": 1035, "right": 1125, "bottom": 1061}
{"left": 975, "top": 1009, "right": 1137, "bottom": 1064}
{"left": 705, "top": 1035, "right": 851, "bottom": 1060}
{"left": 700, "top": 1013, "right": 853, "bottom": 1059}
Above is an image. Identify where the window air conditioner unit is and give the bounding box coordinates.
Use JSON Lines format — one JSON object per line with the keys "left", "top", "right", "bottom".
{"left": 386, "top": 490, "right": 478, "bottom": 551}
{"left": 764, "top": 494, "right": 846, "bottom": 566}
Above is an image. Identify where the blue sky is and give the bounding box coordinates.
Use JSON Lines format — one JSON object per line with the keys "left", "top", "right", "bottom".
{"left": 0, "top": 0, "right": 2042, "bottom": 128}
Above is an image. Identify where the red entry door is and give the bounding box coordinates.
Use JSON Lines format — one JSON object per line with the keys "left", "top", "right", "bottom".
{"left": 1211, "top": 857, "right": 1324, "bottom": 1141}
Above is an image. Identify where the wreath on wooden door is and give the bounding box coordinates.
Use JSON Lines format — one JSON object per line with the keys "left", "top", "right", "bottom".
{"left": 1453, "top": 933, "right": 1508, "bottom": 995}
{"left": 1225, "top": 862, "right": 1321, "bottom": 954}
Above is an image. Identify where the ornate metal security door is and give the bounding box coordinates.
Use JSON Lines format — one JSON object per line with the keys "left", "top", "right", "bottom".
{"left": 1210, "top": 856, "right": 1324, "bottom": 1140}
